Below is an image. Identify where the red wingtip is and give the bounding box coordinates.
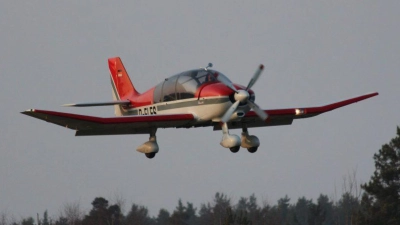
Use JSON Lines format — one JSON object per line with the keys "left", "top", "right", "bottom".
{"left": 259, "top": 64, "right": 264, "bottom": 70}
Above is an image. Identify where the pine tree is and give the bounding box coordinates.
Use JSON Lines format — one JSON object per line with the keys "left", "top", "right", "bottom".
{"left": 124, "top": 204, "right": 152, "bottom": 225}
{"left": 360, "top": 127, "right": 400, "bottom": 224}
{"left": 156, "top": 209, "right": 170, "bottom": 225}
{"left": 42, "top": 210, "right": 50, "bottom": 225}
{"left": 82, "top": 197, "right": 122, "bottom": 225}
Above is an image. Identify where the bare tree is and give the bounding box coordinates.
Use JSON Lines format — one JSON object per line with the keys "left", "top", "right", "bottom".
{"left": 342, "top": 167, "right": 362, "bottom": 200}
{"left": 334, "top": 168, "right": 363, "bottom": 225}
{"left": 111, "top": 192, "right": 126, "bottom": 216}
{"left": 59, "top": 201, "right": 84, "bottom": 225}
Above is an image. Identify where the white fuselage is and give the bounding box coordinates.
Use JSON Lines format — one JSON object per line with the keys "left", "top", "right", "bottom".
{"left": 116, "top": 96, "right": 251, "bottom": 123}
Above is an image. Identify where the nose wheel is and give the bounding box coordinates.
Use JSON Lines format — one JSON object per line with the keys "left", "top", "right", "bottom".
{"left": 247, "top": 147, "right": 258, "bottom": 153}
{"left": 220, "top": 123, "right": 260, "bottom": 154}
{"left": 241, "top": 127, "right": 260, "bottom": 153}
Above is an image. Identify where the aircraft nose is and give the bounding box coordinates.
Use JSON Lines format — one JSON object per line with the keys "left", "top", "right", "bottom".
{"left": 197, "top": 83, "right": 235, "bottom": 98}
{"left": 197, "top": 82, "right": 255, "bottom": 99}
{"left": 234, "top": 90, "right": 250, "bottom": 103}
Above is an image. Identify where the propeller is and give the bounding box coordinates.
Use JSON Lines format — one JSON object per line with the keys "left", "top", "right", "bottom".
{"left": 220, "top": 64, "right": 268, "bottom": 123}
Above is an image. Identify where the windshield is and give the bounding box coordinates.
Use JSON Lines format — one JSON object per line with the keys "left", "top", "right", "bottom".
{"left": 153, "top": 69, "right": 231, "bottom": 103}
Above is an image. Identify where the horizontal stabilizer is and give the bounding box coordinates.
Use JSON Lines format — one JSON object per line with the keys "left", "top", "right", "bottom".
{"left": 62, "top": 100, "right": 130, "bottom": 107}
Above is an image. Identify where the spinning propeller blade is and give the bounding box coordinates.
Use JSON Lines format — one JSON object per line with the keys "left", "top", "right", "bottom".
{"left": 247, "top": 100, "right": 268, "bottom": 121}
{"left": 246, "top": 64, "right": 264, "bottom": 90}
{"left": 221, "top": 101, "right": 240, "bottom": 123}
{"left": 220, "top": 64, "right": 268, "bottom": 123}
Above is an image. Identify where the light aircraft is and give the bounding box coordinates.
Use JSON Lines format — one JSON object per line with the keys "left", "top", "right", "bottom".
{"left": 22, "top": 57, "right": 378, "bottom": 158}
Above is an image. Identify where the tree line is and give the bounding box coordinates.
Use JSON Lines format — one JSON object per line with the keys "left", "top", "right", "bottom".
{"left": 2, "top": 127, "right": 400, "bottom": 225}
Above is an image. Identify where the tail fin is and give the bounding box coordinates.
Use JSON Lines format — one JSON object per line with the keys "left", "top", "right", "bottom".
{"left": 108, "top": 57, "right": 140, "bottom": 100}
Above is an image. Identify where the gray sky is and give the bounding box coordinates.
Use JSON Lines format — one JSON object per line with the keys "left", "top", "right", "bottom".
{"left": 1, "top": 1, "right": 399, "bottom": 218}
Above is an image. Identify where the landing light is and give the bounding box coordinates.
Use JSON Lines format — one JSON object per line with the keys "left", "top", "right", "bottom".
{"left": 295, "top": 109, "right": 305, "bottom": 115}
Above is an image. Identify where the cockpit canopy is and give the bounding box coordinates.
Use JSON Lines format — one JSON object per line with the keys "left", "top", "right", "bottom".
{"left": 153, "top": 69, "right": 231, "bottom": 103}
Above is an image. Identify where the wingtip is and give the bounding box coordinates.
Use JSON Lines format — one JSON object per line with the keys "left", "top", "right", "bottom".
{"left": 365, "top": 92, "right": 379, "bottom": 98}
{"left": 21, "top": 109, "right": 35, "bottom": 114}
{"left": 353, "top": 92, "right": 379, "bottom": 99}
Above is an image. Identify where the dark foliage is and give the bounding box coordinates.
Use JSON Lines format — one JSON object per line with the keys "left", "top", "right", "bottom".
{"left": 81, "top": 197, "right": 122, "bottom": 225}
{"left": 359, "top": 127, "right": 400, "bottom": 224}
{"left": 8, "top": 127, "right": 400, "bottom": 225}
{"left": 6, "top": 192, "right": 366, "bottom": 225}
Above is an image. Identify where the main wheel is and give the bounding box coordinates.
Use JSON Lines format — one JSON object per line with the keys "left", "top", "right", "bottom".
{"left": 247, "top": 147, "right": 258, "bottom": 153}
{"left": 230, "top": 146, "right": 240, "bottom": 153}
{"left": 145, "top": 152, "right": 156, "bottom": 158}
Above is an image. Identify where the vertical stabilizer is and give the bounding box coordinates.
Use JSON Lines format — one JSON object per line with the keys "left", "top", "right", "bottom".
{"left": 108, "top": 57, "right": 139, "bottom": 100}
{"left": 108, "top": 57, "right": 139, "bottom": 116}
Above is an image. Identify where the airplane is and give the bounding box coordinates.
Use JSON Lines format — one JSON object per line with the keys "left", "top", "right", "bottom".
{"left": 22, "top": 57, "right": 378, "bottom": 159}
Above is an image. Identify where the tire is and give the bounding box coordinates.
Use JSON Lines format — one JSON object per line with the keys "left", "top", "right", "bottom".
{"left": 230, "top": 146, "right": 240, "bottom": 153}
{"left": 145, "top": 152, "right": 156, "bottom": 158}
{"left": 247, "top": 147, "right": 258, "bottom": 153}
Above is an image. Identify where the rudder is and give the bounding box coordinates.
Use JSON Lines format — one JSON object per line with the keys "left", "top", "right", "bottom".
{"left": 108, "top": 57, "right": 139, "bottom": 100}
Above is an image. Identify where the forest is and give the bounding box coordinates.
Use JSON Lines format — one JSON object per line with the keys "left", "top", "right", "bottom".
{"left": 2, "top": 127, "right": 399, "bottom": 225}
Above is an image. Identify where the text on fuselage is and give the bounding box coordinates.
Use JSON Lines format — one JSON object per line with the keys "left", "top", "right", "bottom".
{"left": 138, "top": 106, "right": 157, "bottom": 115}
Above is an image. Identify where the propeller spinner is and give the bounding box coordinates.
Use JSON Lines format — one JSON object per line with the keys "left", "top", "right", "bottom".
{"left": 220, "top": 64, "right": 268, "bottom": 123}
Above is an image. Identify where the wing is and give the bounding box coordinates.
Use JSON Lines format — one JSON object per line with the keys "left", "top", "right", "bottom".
{"left": 214, "top": 92, "right": 378, "bottom": 130}
{"left": 21, "top": 109, "right": 196, "bottom": 136}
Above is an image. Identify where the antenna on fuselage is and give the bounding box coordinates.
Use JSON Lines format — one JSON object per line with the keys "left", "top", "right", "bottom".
{"left": 203, "top": 63, "right": 213, "bottom": 71}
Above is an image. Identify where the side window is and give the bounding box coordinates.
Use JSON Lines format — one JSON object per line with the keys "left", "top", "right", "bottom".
{"left": 161, "top": 75, "right": 179, "bottom": 102}
{"left": 153, "top": 82, "right": 163, "bottom": 103}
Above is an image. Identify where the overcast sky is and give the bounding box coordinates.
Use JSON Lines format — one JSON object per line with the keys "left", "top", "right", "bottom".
{"left": 1, "top": 1, "right": 398, "bottom": 218}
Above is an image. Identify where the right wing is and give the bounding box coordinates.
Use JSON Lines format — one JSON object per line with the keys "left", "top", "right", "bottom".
{"left": 21, "top": 109, "right": 196, "bottom": 136}
{"left": 214, "top": 92, "right": 378, "bottom": 130}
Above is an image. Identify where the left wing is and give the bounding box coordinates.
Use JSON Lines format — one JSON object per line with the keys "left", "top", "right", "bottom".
{"left": 214, "top": 92, "right": 378, "bottom": 130}
{"left": 21, "top": 109, "right": 196, "bottom": 136}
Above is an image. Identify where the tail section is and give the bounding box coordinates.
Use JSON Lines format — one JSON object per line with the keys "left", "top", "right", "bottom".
{"left": 108, "top": 57, "right": 140, "bottom": 100}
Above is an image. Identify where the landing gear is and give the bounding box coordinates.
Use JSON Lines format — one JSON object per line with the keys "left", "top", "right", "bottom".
{"left": 230, "top": 146, "right": 240, "bottom": 153}
{"left": 137, "top": 128, "right": 159, "bottom": 159}
{"left": 220, "top": 123, "right": 261, "bottom": 154}
{"left": 247, "top": 147, "right": 258, "bottom": 153}
{"left": 220, "top": 123, "right": 241, "bottom": 153}
{"left": 241, "top": 126, "right": 260, "bottom": 153}
{"left": 145, "top": 152, "right": 156, "bottom": 158}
